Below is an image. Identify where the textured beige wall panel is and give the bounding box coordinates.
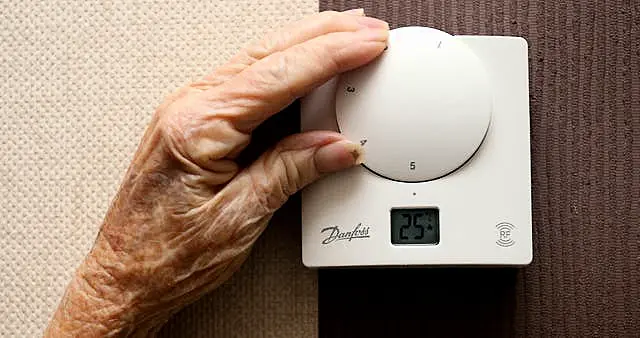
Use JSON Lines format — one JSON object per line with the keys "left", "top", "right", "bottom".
{"left": 0, "top": 1, "right": 319, "bottom": 336}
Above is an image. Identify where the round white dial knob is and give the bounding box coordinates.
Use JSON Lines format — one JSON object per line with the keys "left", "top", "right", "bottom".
{"left": 335, "top": 26, "right": 493, "bottom": 182}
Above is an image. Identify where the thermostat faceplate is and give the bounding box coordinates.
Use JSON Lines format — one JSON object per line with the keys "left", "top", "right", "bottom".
{"left": 336, "top": 27, "right": 493, "bottom": 182}
{"left": 300, "top": 27, "right": 532, "bottom": 268}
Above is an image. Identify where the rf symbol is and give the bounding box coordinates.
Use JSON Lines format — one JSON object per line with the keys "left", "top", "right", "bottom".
{"left": 495, "top": 222, "right": 515, "bottom": 247}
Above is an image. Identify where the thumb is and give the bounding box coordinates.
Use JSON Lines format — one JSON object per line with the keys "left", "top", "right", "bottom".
{"left": 231, "top": 131, "right": 364, "bottom": 212}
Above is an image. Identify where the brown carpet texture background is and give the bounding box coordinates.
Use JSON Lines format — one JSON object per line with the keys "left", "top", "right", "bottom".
{"left": 318, "top": 1, "right": 639, "bottom": 337}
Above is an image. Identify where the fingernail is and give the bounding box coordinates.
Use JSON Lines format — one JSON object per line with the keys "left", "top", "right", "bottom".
{"left": 343, "top": 8, "right": 364, "bottom": 15}
{"left": 315, "top": 140, "right": 364, "bottom": 173}
{"left": 355, "top": 16, "right": 389, "bottom": 29}
{"left": 356, "top": 28, "right": 390, "bottom": 42}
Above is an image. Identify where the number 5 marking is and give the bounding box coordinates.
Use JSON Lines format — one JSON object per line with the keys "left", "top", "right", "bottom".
{"left": 409, "top": 161, "right": 416, "bottom": 170}
{"left": 413, "top": 213, "right": 424, "bottom": 239}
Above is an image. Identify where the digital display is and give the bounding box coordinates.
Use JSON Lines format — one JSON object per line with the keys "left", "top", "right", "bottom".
{"left": 390, "top": 208, "right": 439, "bottom": 245}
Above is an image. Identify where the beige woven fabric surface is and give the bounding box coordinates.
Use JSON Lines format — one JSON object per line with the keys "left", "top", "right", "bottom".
{"left": 0, "top": 1, "right": 319, "bottom": 337}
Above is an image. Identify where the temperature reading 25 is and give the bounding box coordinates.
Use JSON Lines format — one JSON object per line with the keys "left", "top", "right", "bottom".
{"left": 391, "top": 208, "right": 440, "bottom": 245}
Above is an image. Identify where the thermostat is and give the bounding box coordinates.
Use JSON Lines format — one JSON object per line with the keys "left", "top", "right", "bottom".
{"left": 300, "top": 26, "right": 532, "bottom": 267}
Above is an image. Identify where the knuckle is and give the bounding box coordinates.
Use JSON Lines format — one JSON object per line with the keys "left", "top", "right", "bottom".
{"left": 248, "top": 148, "right": 301, "bottom": 213}
{"left": 297, "top": 38, "right": 340, "bottom": 74}
{"left": 271, "top": 144, "right": 304, "bottom": 195}
{"left": 245, "top": 41, "right": 270, "bottom": 63}
{"left": 151, "top": 87, "right": 252, "bottom": 170}
{"left": 156, "top": 97, "right": 196, "bottom": 143}
{"left": 155, "top": 95, "right": 212, "bottom": 155}
{"left": 267, "top": 51, "right": 292, "bottom": 84}
{"left": 248, "top": 169, "right": 283, "bottom": 213}
{"left": 277, "top": 150, "right": 303, "bottom": 196}
{"left": 242, "top": 51, "right": 293, "bottom": 95}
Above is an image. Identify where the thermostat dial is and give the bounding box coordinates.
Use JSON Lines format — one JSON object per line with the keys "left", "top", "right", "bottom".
{"left": 335, "top": 26, "right": 494, "bottom": 182}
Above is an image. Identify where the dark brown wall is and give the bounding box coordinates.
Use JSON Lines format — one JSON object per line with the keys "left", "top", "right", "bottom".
{"left": 318, "top": 1, "right": 640, "bottom": 337}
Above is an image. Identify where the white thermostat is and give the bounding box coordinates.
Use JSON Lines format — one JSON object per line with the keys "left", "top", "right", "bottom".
{"left": 300, "top": 26, "right": 532, "bottom": 268}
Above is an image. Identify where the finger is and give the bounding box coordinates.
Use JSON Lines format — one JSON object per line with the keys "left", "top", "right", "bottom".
{"left": 164, "top": 112, "right": 251, "bottom": 174}
{"left": 226, "top": 130, "right": 364, "bottom": 213}
{"left": 203, "top": 9, "right": 388, "bottom": 82}
{"left": 206, "top": 27, "right": 389, "bottom": 133}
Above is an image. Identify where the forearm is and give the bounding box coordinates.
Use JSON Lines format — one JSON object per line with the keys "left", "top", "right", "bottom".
{"left": 44, "top": 222, "right": 256, "bottom": 337}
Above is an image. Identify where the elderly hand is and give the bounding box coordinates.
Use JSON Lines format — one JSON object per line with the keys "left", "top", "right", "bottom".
{"left": 44, "top": 9, "right": 388, "bottom": 337}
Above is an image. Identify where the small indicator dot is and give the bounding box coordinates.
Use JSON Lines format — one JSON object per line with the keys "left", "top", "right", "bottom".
{"left": 412, "top": 192, "right": 416, "bottom": 196}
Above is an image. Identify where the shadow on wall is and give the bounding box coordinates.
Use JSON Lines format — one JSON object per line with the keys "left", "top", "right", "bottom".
{"left": 319, "top": 267, "right": 519, "bottom": 338}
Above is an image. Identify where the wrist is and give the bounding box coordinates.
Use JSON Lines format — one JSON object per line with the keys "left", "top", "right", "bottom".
{"left": 44, "top": 255, "right": 135, "bottom": 337}
{"left": 44, "top": 235, "right": 185, "bottom": 338}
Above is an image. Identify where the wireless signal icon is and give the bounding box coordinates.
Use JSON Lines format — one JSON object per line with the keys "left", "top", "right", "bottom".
{"left": 496, "top": 222, "right": 515, "bottom": 247}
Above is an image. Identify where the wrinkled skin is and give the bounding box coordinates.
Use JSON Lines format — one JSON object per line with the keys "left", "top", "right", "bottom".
{"left": 44, "top": 9, "right": 389, "bottom": 337}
